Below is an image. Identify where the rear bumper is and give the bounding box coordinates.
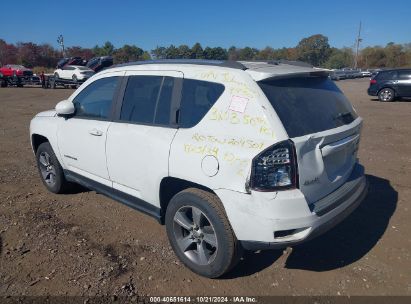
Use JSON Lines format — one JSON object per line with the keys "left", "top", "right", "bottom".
{"left": 216, "top": 163, "right": 368, "bottom": 251}
{"left": 367, "top": 87, "right": 378, "bottom": 96}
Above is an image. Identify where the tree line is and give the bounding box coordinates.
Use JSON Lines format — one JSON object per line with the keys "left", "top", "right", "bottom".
{"left": 1, "top": 34, "right": 410, "bottom": 70}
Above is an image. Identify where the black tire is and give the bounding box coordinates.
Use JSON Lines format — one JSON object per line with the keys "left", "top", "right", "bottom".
{"left": 72, "top": 74, "right": 78, "bottom": 82}
{"left": 378, "top": 88, "right": 395, "bottom": 102}
{"left": 54, "top": 73, "right": 59, "bottom": 79}
{"left": 165, "top": 188, "right": 240, "bottom": 278}
{"left": 35, "top": 142, "right": 71, "bottom": 194}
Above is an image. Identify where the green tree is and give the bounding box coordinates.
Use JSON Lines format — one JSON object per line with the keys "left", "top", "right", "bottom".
{"left": 191, "top": 43, "right": 204, "bottom": 59}
{"left": 238, "top": 47, "right": 257, "bottom": 60}
{"left": 113, "top": 44, "right": 144, "bottom": 63}
{"left": 385, "top": 43, "right": 405, "bottom": 67}
{"left": 296, "top": 34, "right": 331, "bottom": 66}
{"left": 228, "top": 46, "right": 239, "bottom": 60}
{"left": 66, "top": 46, "right": 94, "bottom": 60}
{"left": 151, "top": 46, "right": 167, "bottom": 59}
{"left": 324, "top": 47, "right": 354, "bottom": 69}
{"left": 360, "top": 46, "right": 387, "bottom": 68}
{"left": 178, "top": 45, "right": 192, "bottom": 58}
{"left": 93, "top": 41, "right": 115, "bottom": 56}
{"left": 165, "top": 45, "right": 179, "bottom": 59}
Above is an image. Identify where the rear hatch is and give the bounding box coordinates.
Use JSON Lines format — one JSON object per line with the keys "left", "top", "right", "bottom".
{"left": 259, "top": 75, "right": 362, "bottom": 203}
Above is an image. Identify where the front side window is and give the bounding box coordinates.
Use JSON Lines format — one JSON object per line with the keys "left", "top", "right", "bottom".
{"left": 179, "top": 79, "right": 225, "bottom": 128}
{"left": 73, "top": 76, "right": 119, "bottom": 119}
{"left": 120, "top": 75, "right": 174, "bottom": 125}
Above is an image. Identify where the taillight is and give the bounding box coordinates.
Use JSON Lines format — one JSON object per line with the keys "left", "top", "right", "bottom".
{"left": 250, "top": 140, "right": 298, "bottom": 191}
{"left": 370, "top": 79, "right": 377, "bottom": 84}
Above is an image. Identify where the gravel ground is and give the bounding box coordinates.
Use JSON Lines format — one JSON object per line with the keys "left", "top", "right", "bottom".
{"left": 0, "top": 79, "right": 410, "bottom": 298}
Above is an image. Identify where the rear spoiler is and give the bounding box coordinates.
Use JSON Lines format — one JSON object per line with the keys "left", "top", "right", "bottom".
{"left": 258, "top": 70, "right": 330, "bottom": 82}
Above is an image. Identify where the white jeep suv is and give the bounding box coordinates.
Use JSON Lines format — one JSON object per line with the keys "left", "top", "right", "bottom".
{"left": 30, "top": 60, "right": 368, "bottom": 278}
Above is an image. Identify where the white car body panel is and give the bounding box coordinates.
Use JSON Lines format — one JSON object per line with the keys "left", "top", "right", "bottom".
{"left": 168, "top": 67, "right": 288, "bottom": 193}
{"left": 106, "top": 70, "right": 183, "bottom": 206}
{"left": 55, "top": 71, "right": 125, "bottom": 187}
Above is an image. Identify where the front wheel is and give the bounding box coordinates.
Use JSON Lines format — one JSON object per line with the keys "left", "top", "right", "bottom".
{"left": 165, "top": 188, "right": 240, "bottom": 278}
{"left": 378, "top": 88, "right": 395, "bottom": 102}
{"left": 36, "top": 142, "right": 71, "bottom": 193}
{"left": 72, "top": 74, "right": 78, "bottom": 82}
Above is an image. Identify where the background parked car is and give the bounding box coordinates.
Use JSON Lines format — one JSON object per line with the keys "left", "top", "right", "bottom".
{"left": 56, "top": 57, "right": 84, "bottom": 69}
{"left": 54, "top": 65, "right": 95, "bottom": 82}
{"left": 360, "top": 70, "right": 372, "bottom": 77}
{"left": 333, "top": 70, "right": 347, "bottom": 80}
{"left": 329, "top": 70, "right": 340, "bottom": 81}
{"left": 368, "top": 68, "right": 411, "bottom": 102}
{"left": 0, "top": 64, "right": 33, "bottom": 77}
{"left": 86, "top": 56, "right": 113, "bottom": 73}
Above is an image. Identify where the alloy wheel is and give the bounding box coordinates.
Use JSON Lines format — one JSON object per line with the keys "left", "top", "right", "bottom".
{"left": 38, "top": 152, "right": 57, "bottom": 186}
{"left": 173, "top": 206, "right": 218, "bottom": 265}
{"left": 380, "top": 89, "right": 393, "bottom": 101}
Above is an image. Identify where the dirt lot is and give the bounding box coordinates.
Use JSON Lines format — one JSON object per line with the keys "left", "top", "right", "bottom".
{"left": 0, "top": 79, "right": 410, "bottom": 298}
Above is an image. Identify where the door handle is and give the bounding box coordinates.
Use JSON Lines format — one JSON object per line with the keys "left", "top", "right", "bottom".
{"left": 89, "top": 128, "right": 103, "bottom": 136}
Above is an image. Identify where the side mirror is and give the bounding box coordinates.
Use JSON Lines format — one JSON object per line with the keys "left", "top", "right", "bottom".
{"left": 55, "top": 100, "right": 75, "bottom": 116}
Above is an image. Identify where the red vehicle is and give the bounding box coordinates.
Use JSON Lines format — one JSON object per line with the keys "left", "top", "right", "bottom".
{"left": 0, "top": 64, "right": 33, "bottom": 77}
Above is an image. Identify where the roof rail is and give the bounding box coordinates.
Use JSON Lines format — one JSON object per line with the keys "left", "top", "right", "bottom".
{"left": 267, "top": 59, "right": 313, "bottom": 68}
{"left": 113, "top": 59, "right": 247, "bottom": 70}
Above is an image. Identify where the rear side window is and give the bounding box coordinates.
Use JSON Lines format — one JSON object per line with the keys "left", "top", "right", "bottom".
{"left": 259, "top": 77, "right": 358, "bottom": 138}
{"left": 120, "top": 76, "right": 174, "bottom": 126}
{"left": 375, "top": 70, "right": 397, "bottom": 80}
{"left": 179, "top": 79, "right": 225, "bottom": 128}
{"left": 73, "top": 76, "right": 119, "bottom": 119}
{"left": 398, "top": 70, "right": 411, "bottom": 80}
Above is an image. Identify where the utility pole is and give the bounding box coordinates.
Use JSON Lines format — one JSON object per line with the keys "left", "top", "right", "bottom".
{"left": 57, "top": 34, "right": 65, "bottom": 57}
{"left": 354, "top": 22, "right": 362, "bottom": 69}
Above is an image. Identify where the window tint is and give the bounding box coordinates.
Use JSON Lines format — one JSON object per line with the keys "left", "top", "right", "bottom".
{"left": 73, "top": 76, "right": 119, "bottom": 119}
{"left": 179, "top": 79, "right": 225, "bottom": 128}
{"left": 398, "top": 70, "right": 411, "bottom": 79}
{"left": 120, "top": 76, "right": 174, "bottom": 125}
{"left": 154, "top": 77, "right": 174, "bottom": 125}
{"left": 376, "top": 70, "right": 397, "bottom": 80}
{"left": 259, "top": 77, "right": 358, "bottom": 138}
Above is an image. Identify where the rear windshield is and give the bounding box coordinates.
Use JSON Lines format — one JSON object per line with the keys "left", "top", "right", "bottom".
{"left": 259, "top": 76, "right": 358, "bottom": 138}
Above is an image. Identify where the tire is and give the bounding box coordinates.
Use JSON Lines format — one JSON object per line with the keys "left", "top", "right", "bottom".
{"left": 165, "top": 188, "right": 240, "bottom": 278}
{"left": 35, "top": 142, "right": 71, "bottom": 194}
{"left": 72, "top": 74, "right": 78, "bottom": 82}
{"left": 54, "top": 73, "right": 59, "bottom": 79}
{"left": 378, "top": 88, "right": 395, "bottom": 102}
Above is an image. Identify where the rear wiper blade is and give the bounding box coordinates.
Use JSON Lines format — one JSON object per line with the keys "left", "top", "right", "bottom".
{"left": 333, "top": 111, "right": 354, "bottom": 124}
{"left": 333, "top": 112, "right": 352, "bottom": 120}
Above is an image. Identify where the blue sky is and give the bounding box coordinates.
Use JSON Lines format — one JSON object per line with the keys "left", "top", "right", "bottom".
{"left": 2, "top": 0, "right": 411, "bottom": 50}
